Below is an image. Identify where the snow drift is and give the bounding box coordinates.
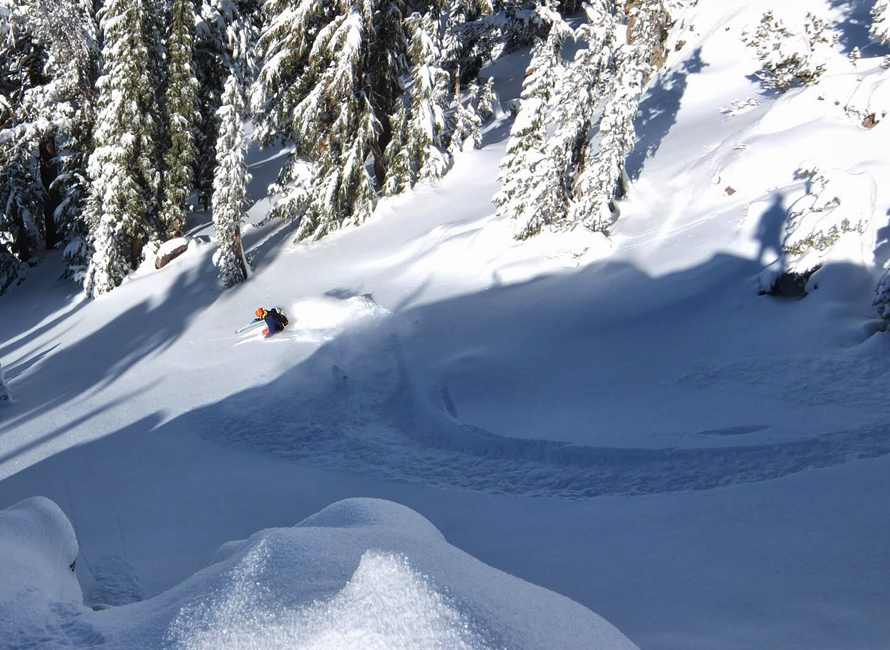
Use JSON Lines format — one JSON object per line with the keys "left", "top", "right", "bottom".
{"left": 0, "top": 497, "right": 638, "bottom": 650}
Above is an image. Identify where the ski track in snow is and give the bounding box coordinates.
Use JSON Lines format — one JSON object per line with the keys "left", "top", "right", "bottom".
{"left": 198, "top": 321, "right": 890, "bottom": 500}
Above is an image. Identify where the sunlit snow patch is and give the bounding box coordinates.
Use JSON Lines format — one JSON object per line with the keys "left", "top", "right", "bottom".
{"left": 286, "top": 292, "right": 391, "bottom": 334}
{"left": 169, "top": 548, "right": 492, "bottom": 650}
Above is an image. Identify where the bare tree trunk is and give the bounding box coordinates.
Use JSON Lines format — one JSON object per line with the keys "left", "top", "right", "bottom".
{"left": 234, "top": 223, "right": 248, "bottom": 281}
{"left": 11, "top": 205, "right": 32, "bottom": 263}
{"left": 38, "top": 137, "right": 60, "bottom": 249}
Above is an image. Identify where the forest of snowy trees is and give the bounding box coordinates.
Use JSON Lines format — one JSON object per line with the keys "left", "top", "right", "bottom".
{"left": 0, "top": 0, "right": 690, "bottom": 297}
{"left": 3, "top": 0, "right": 890, "bottom": 301}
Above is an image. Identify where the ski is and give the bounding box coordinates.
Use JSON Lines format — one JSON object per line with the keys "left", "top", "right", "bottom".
{"left": 235, "top": 320, "right": 264, "bottom": 334}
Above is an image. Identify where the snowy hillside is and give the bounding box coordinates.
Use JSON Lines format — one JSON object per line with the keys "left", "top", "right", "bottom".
{"left": 2, "top": 1, "right": 890, "bottom": 649}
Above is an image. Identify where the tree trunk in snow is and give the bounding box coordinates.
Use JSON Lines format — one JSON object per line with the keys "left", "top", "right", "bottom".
{"left": 38, "top": 137, "right": 59, "bottom": 250}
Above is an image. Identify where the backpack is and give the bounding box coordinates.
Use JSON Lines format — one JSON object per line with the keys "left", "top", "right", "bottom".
{"left": 271, "top": 307, "right": 289, "bottom": 327}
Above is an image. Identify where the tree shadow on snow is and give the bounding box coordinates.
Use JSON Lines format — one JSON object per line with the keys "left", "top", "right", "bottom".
{"left": 0, "top": 260, "right": 224, "bottom": 456}
{"left": 150, "top": 252, "right": 890, "bottom": 501}
{"left": 828, "top": 0, "right": 890, "bottom": 57}
{"left": 626, "top": 48, "right": 706, "bottom": 181}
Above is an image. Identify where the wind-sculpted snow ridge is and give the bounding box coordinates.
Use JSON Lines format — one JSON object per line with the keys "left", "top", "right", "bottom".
{"left": 204, "top": 324, "right": 890, "bottom": 500}
{"left": 0, "top": 498, "right": 639, "bottom": 650}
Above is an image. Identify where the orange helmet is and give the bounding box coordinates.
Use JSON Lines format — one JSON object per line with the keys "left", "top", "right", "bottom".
{"left": 255, "top": 307, "right": 265, "bottom": 318}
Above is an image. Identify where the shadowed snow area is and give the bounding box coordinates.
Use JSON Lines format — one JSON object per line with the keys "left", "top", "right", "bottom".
{"left": 199, "top": 264, "right": 890, "bottom": 499}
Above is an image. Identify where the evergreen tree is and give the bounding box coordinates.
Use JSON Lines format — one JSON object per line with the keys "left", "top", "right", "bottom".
{"left": 0, "top": 0, "right": 40, "bottom": 287}
{"left": 159, "top": 0, "right": 200, "bottom": 239}
{"left": 493, "top": 3, "right": 571, "bottom": 238}
{"left": 211, "top": 73, "right": 249, "bottom": 286}
{"left": 252, "top": 0, "right": 409, "bottom": 240}
{"left": 384, "top": 10, "right": 452, "bottom": 194}
{"left": 741, "top": 10, "right": 834, "bottom": 92}
{"left": 0, "top": 142, "right": 43, "bottom": 293}
{"left": 83, "top": 0, "right": 162, "bottom": 296}
{"left": 448, "top": 76, "right": 483, "bottom": 156}
{"left": 193, "top": 0, "right": 260, "bottom": 211}
{"left": 27, "top": 0, "right": 98, "bottom": 278}
{"left": 474, "top": 76, "right": 497, "bottom": 121}
{"left": 873, "top": 0, "right": 890, "bottom": 45}
{"left": 0, "top": 0, "right": 97, "bottom": 285}
{"left": 571, "top": 0, "right": 680, "bottom": 232}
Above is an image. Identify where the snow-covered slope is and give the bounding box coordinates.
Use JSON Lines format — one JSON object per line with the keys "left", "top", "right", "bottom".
{"left": 1, "top": 1, "right": 890, "bottom": 649}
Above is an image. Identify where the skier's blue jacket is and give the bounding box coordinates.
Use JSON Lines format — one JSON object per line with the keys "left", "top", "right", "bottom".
{"left": 254, "top": 310, "right": 285, "bottom": 338}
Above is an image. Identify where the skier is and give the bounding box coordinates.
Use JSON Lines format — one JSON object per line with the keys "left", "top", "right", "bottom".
{"left": 253, "top": 307, "right": 288, "bottom": 338}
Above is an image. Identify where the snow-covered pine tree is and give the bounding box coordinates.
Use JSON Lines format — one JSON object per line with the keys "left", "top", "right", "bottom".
{"left": 741, "top": 10, "right": 835, "bottom": 92}
{"left": 7, "top": 0, "right": 100, "bottom": 280}
{"left": 83, "top": 0, "right": 162, "bottom": 296}
{"left": 383, "top": 10, "right": 452, "bottom": 194}
{"left": 493, "top": 3, "right": 572, "bottom": 239}
{"left": 159, "top": 0, "right": 200, "bottom": 239}
{"left": 571, "top": 0, "right": 679, "bottom": 233}
{"left": 0, "top": 1, "right": 39, "bottom": 288}
{"left": 0, "top": 142, "right": 44, "bottom": 293}
{"left": 193, "top": 0, "right": 259, "bottom": 211}
{"left": 448, "top": 75, "right": 483, "bottom": 156}
{"left": 0, "top": 0, "right": 96, "bottom": 289}
{"left": 474, "top": 76, "right": 497, "bottom": 120}
{"left": 211, "top": 73, "right": 249, "bottom": 287}
{"left": 872, "top": 0, "right": 890, "bottom": 46}
{"left": 252, "top": 0, "right": 408, "bottom": 241}
{"left": 554, "top": 0, "right": 616, "bottom": 230}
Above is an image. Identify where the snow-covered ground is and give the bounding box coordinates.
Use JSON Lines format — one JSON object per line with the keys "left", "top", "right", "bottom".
{"left": 2, "top": 1, "right": 890, "bottom": 648}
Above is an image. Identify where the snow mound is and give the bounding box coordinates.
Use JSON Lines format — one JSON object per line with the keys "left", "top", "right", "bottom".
{"left": 0, "top": 497, "right": 83, "bottom": 648}
{"left": 0, "top": 497, "right": 80, "bottom": 602}
{"left": 0, "top": 497, "right": 637, "bottom": 649}
{"left": 165, "top": 498, "right": 638, "bottom": 650}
